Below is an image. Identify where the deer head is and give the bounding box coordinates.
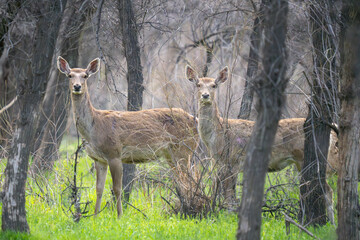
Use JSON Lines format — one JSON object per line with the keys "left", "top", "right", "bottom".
{"left": 57, "top": 56, "right": 100, "bottom": 95}
{"left": 186, "top": 65, "right": 228, "bottom": 105}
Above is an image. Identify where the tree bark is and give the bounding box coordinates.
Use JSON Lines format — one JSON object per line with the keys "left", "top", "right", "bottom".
{"left": 202, "top": 43, "right": 214, "bottom": 77}
{"left": 118, "top": 0, "right": 145, "bottom": 203}
{"left": 0, "top": 1, "right": 18, "bottom": 156}
{"left": 300, "top": 0, "right": 337, "bottom": 226}
{"left": 237, "top": 0, "right": 288, "bottom": 239}
{"left": 1, "top": 0, "right": 66, "bottom": 232}
{"left": 31, "top": 0, "right": 91, "bottom": 173}
{"left": 337, "top": 1, "right": 360, "bottom": 239}
{"left": 237, "top": 11, "right": 262, "bottom": 120}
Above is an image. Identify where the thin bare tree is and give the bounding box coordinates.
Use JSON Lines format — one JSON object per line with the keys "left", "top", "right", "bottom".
{"left": 300, "top": 0, "right": 338, "bottom": 226}
{"left": 237, "top": 0, "right": 289, "bottom": 239}
{"left": 118, "top": 0, "right": 145, "bottom": 203}
{"left": 31, "top": 0, "right": 94, "bottom": 173}
{"left": 238, "top": 5, "right": 263, "bottom": 120}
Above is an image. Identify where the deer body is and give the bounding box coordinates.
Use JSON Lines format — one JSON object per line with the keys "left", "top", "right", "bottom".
{"left": 186, "top": 66, "right": 338, "bottom": 222}
{"left": 73, "top": 94, "right": 194, "bottom": 164}
{"left": 57, "top": 57, "right": 197, "bottom": 217}
{"left": 198, "top": 100, "right": 307, "bottom": 172}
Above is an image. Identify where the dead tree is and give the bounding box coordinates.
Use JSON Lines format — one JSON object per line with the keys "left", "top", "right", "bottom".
{"left": 337, "top": 0, "right": 360, "bottom": 239}
{"left": 118, "top": 0, "right": 145, "bottom": 203}
{"left": 237, "top": 0, "right": 289, "bottom": 239}
{"left": 300, "top": 0, "right": 338, "bottom": 226}
{"left": 1, "top": 0, "right": 66, "bottom": 232}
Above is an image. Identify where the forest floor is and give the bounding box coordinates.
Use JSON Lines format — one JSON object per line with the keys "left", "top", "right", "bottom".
{"left": 0, "top": 137, "right": 337, "bottom": 240}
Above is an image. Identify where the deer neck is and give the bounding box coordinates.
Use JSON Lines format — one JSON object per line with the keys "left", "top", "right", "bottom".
{"left": 71, "top": 89, "right": 95, "bottom": 141}
{"left": 198, "top": 101, "right": 222, "bottom": 148}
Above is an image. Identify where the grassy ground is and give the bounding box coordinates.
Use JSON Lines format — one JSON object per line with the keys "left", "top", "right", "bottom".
{"left": 0, "top": 137, "right": 337, "bottom": 240}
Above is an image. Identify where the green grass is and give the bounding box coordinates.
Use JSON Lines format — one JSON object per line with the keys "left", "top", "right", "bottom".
{"left": 0, "top": 137, "right": 338, "bottom": 239}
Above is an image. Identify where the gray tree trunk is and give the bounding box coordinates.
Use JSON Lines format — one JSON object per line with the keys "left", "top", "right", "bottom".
{"left": 1, "top": 0, "right": 66, "bottom": 232}
{"left": 237, "top": 11, "right": 262, "bottom": 120}
{"left": 300, "top": 0, "right": 337, "bottom": 226}
{"left": 202, "top": 43, "right": 214, "bottom": 77}
{"left": 118, "top": 0, "right": 145, "bottom": 203}
{"left": 337, "top": 0, "right": 360, "bottom": 238}
{"left": 237, "top": 0, "right": 288, "bottom": 239}
{"left": 31, "top": 0, "right": 91, "bottom": 173}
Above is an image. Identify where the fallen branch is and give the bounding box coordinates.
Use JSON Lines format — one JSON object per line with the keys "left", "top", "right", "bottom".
{"left": 0, "top": 96, "right": 18, "bottom": 115}
{"left": 283, "top": 212, "right": 320, "bottom": 240}
{"left": 124, "top": 200, "right": 148, "bottom": 219}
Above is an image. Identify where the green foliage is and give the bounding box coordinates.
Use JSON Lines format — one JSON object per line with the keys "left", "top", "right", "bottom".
{"left": 0, "top": 137, "right": 338, "bottom": 239}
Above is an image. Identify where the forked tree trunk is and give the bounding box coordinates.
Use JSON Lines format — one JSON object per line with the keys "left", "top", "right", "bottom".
{"left": 237, "top": 0, "right": 288, "bottom": 239}
{"left": 337, "top": 1, "right": 360, "bottom": 238}
{"left": 237, "top": 11, "right": 262, "bottom": 120}
{"left": 2, "top": 0, "right": 66, "bottom": 232}
{"left": 31, "top": 0, "right": 91, "bottom": 173}
{"left": 118, "top": 0, "right": 145, "bottom": 203}
{"left": 300, "top": 0, "right": 337, "bottom": 226}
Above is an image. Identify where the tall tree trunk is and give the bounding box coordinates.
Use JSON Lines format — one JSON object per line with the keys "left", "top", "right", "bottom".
{"left": 337, "top": 1, "right": 360, "bottom": 239}
{"left": 237, "top": 11, "right": 262, "bottom": 120}
{"left": 118, "top": 0, "right": 145, "bottom": 203}
{"left": 300, "top": 0, "right": 337, "bottom": 226}
{"left": 237, "top": 0, "right": 288, "bottom": 239}
{"left": 31, "top": 0, "right": 92, "bottom": 173}
{"left": 1, "top": 0, "right": 66, "bottom": 232}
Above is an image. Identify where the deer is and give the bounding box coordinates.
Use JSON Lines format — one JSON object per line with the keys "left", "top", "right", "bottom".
{"left": 57, "top": 56, "right": 198, "bottom": 217}
{"left": 185, "top": 65, "right": 339, "bottom": 223}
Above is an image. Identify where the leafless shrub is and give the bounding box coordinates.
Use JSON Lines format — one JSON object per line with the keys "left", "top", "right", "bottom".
{"left": 262, "top": 171, "right": 300, "bottom": 220}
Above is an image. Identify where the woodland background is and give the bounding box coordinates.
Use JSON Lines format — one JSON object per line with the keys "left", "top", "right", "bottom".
{"left": 0, "top": 0, "right": 359, "bottom": 239}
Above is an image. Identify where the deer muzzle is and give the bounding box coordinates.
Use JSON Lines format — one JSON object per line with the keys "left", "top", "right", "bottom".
{"left": 73, "top": 84, "right": 82, "bottom": 94}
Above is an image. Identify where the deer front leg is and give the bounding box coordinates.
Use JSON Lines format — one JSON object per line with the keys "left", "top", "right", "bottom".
{"left": 94, "top": 161, "right": 108, "bottom": 215}
{"left": 108, "top": 158, "right": 123, "bottom": 218}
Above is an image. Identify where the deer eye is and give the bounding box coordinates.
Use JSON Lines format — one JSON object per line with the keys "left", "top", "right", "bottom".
{"left": 68, "top": 74, "right": 73, "bottom": 78}
{"left": 84, "top": 74, "right": 88, "bottom": 78}
{"left": 212, "top": 84, "right": 216, "bottom": 88}
{"left": 196, "top": 84, "right": 201, "bottom": 87}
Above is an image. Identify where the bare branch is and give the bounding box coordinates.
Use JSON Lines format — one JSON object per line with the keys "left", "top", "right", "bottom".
{"left": 0, "top": 96, "right": 17, "bottom": 115}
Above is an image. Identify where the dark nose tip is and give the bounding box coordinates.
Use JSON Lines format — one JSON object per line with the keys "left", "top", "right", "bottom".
{"left": 202, "top": 93, "right": 209, "bottom": 99}
{"left": 74, "top": 84, "right": 81, "bottom": 91}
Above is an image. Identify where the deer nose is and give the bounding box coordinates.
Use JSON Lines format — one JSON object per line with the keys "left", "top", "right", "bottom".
{"left": 74, "top": 84, "right": 81, "bottom": 92}
{"left": 202, "top": 93, "right": 210, "bottom": 99}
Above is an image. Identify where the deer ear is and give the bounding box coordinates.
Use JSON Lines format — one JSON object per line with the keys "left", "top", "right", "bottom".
{"left": 86, "top": 58, "right": 100, "bottom": 76}
{"left": 215, "top": 66, "right": 229, "bottom": 85}
{"left": 185, "top": 65, "right": 199, "bottom": 83}
{"left": 57, "top": 56, "right": 71, "bottom": 75}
